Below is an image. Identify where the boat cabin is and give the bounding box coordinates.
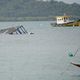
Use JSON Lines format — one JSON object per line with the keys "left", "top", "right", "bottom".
{"left": 56, "top": 16, "right": 70, "bottom": 24}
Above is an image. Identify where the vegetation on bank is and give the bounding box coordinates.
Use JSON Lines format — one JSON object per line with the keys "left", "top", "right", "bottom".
{"left": 0, "top": 16, "right": 55, "bottom": 21}
{"left": 0, "top": 0, "right": 80, "bottom": 21}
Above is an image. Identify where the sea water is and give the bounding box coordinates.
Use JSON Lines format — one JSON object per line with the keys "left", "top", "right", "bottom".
{"left": 0, "top": 21, "right": 80, "bottom": 80}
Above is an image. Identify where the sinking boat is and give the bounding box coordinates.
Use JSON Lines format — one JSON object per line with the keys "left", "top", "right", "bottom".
{"left": 51, "top": 15, "right": 80, "bottom": 27}
{"left": 0, "top": 25, "right": 28, "bottom": 35}
{"left": 71, "top": 62, "right": 80, "bottom": 68}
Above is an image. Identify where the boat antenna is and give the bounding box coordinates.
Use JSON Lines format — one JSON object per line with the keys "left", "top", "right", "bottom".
{"left": 64, "top": 13, "right": 66, "bottom": 16}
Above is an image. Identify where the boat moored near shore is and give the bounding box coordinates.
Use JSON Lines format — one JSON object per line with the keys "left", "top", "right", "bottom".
{"left": 51, "top": 15, "right": 80, "bottom": 27}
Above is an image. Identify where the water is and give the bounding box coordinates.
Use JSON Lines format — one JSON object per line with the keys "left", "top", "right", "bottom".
{"left": 0, "top": 21, "right": 80, "bottom": 80}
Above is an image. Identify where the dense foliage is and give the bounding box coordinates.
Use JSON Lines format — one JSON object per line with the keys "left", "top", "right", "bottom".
{"left": 0, "top": 0, "right": 80, "bottom": 20}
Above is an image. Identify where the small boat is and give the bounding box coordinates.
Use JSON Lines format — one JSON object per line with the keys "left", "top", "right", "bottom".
{"left": 51, "top": 14, "right": 80, "bottom": 27}
{"left": 71, "top": 62, "right": 80, "bottom": 68}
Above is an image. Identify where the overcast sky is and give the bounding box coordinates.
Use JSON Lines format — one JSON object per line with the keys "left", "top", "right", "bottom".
{"left": 56, "top": 0, "right": 80, "bottom": 4}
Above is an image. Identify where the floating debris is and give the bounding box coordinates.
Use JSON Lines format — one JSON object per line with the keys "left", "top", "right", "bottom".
{"left": 68, "top": 52, "right": 74, "bottom": 57}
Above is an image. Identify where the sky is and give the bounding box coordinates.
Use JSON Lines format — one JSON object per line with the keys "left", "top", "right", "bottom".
{"left": 56, "top": 0, "right": 80, "bottom": 4}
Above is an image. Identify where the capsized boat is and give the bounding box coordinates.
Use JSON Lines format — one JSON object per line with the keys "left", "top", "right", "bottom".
{"left": 0, "top": 25, "right": 28, "bottom": 35}
{"left": 51, "top": 15, "right": 80, "bottom": 27}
